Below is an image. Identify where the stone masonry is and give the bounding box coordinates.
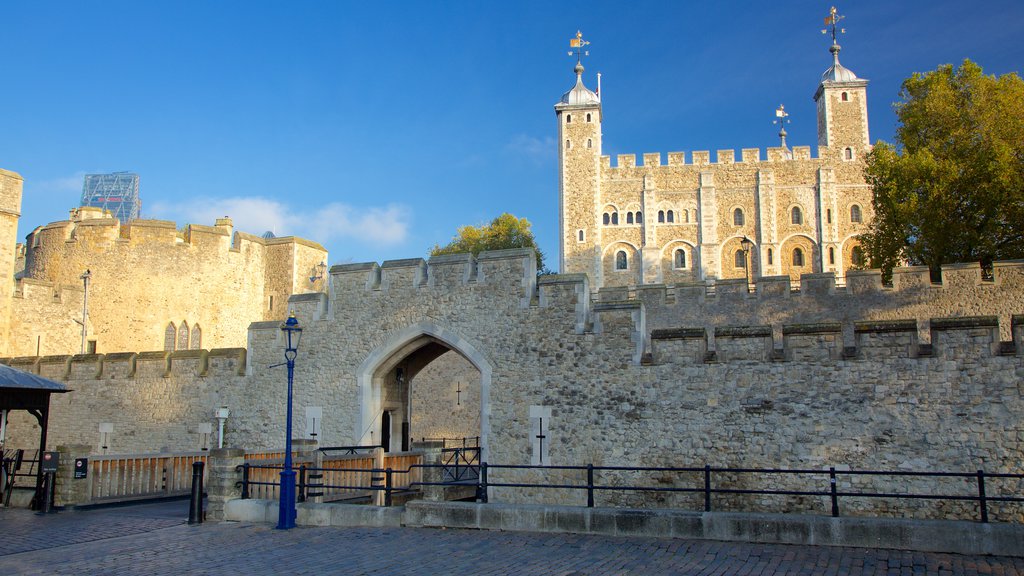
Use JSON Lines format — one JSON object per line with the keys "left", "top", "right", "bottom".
{"left": 5, "top": 248, "right": 1022, "bottom": 521}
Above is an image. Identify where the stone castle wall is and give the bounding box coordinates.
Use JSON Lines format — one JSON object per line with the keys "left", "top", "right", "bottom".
{"left": 0, "top": 169, "right": 23, "bottom": 350}
{"left": 11, "top": 211, "right": 327, "bottom": 356}
{"left": 6, "top": 249, "right": 1021, "bottom": 520}
{"left": 595, "top": 148, "right": 873, "bottom": 288}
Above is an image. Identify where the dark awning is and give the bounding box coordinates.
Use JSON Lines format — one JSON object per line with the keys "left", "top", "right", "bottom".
{"left": 0, "top": 363, "right": 68, "bottom": 412}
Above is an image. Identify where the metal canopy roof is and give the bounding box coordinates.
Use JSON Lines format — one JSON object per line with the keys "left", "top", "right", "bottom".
{"left": 0, "top": 363, "right": 68, "bottom": 393}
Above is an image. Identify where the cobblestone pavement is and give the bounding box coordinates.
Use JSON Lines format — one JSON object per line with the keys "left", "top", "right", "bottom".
{"left": 2, "top": 501, "right": 1023, "bottom": 575}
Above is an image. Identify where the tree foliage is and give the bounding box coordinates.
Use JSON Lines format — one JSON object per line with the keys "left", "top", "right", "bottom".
{"left": 431, "top": 213, "right": 546, "bottom": 271}
{"left": 861, "top": 59, "right": 1024, "bottom": 275}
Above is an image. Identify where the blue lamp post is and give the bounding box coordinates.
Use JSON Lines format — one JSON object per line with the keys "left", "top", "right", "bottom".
{"left": 277, "top": 312, "right": 302, "bottom": 529}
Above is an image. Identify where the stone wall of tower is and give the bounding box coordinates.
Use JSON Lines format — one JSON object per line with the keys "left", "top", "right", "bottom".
{"left": 595, "top": 149, "right": 872, "bottom": 286}
{"left": 558, "top": 105, "right": 603, "bottom": 281}
{"left": 11, "top": 210, "right": 327, "bottom": 356}
{"left": 0, "top": 169, "right": 22, "bottom": 352}
{"left": 816, "top": 83, "right": 870, "bottom": 160}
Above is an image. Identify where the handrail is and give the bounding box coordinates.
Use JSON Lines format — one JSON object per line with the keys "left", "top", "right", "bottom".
{"left": 234, "top": 460, "right": 1023, "bottom": 522}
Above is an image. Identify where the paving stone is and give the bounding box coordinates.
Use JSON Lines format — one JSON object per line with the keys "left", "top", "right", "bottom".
{"left": 2, "top": 502, "right": 1024, "bottom": 575}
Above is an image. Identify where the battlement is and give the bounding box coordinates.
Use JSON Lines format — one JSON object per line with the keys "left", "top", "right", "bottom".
{"left": 28, "top": 214, "right": 324, "bottom": 255}
{"left": 329, "top": 248, "right": 537, "bottom": 303}
{"left": 601, "top": 146, "right": 817, "bottom": 170}
{"left": 596, "top": 260, "right": 1024, "bottom": 344}
{"left": 0, "top": 347, "right": 248, "bottom": 380}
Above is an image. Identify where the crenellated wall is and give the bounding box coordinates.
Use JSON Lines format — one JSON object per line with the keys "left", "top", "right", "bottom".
{"left": 11, "top": 209, "right": 327, "bottom": 356}
{"left": 3, "top": 248, "right": 1022, "bottom": 519}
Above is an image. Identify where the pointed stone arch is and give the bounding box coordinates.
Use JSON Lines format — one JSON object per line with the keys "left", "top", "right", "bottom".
{"left": 356, "top": 320, "right": 493, "bottom": 461}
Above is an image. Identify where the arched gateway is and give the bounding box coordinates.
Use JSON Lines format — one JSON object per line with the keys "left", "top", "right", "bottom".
{"left": 356, "top": 321, "right": 492, "bottom": 462}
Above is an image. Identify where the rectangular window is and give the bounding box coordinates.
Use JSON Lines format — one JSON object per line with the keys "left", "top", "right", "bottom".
{"left": 87, "top": 340, "right": 97, "bottom": 354}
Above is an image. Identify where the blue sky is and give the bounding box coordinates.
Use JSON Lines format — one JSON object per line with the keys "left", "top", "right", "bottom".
{"left": 4, "top": 1, "right": 1023, "bottom": 269}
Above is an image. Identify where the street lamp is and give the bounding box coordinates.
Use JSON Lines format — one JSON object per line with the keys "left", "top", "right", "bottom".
{"left": 740, "top": 236, "right": 754, "bottom": 292}
{"left": 277, "top": 312, "right": 302, "bottom": 530}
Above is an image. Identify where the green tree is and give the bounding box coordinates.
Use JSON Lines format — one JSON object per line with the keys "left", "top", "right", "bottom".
{"left": 861, "top": 59, "right": 1024, "bottom": 276}
{"left": 431, "top": 213, "right": 546, "bottom": 271}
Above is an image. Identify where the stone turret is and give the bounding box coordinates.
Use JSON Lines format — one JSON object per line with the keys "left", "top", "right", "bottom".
{"left": 555, "top": 32, "right": 604, "bottom": 284}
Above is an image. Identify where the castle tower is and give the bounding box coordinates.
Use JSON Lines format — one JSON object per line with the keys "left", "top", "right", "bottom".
{"left": 814, "top": 7, "right": 870, "bottom": 158}
{"left": 555, "top": 32, "right": 602, "bottom": 279}
{"left": 0, "top": 169, "right": 23, "bottom": 354}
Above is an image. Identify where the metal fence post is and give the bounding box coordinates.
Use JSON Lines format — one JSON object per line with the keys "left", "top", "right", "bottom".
{"left": 298, "top": 465, "right": 307, "bottom": 503}
{"left": 704, "top": 465, "right": 711, "bottom": 512}
{"left": 238, "top": 463, "right": 250, "bottom": 499}
{"left": 829, "top": 467, "right": 839, "bottom": 517}
{"left": 587, "top": 464, "right": 595, "bottom": 508}
{"left": 476, "top": 462, "right": 488, "bottom": 503}
{"left": 977, "top": 469, "right": 988, "bottom": 523}
{"left": 385, "top": 468, "right": 393, "bottom": 507}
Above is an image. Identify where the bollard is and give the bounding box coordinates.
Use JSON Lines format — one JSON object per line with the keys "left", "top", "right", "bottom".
{"left": 36, "top": 472, "right": 55, "bottom": 515}
{"left": 188, "top": 461, "right": 205, "bottom": 525}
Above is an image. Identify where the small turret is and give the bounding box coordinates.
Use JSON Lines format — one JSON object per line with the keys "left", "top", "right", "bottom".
{"left": 555, "top": 31, "right": 603, "bottom": 280}
{"left": 813, "top": 6, "right": 870, "bottom": 154}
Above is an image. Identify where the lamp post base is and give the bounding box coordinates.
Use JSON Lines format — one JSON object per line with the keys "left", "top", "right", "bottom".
{"left": 277, "top": 468, "right": 297, "bottom": 529}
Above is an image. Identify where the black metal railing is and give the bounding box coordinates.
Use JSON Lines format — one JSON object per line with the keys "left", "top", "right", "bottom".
{"left": 2, "top": 449, "right": 40, "bottom": 507}
{"left": 234, "top": 460, "right": 1024, "bottom": 522}
{"left": 441, "top": 447, "right": 479, "bottom": 483}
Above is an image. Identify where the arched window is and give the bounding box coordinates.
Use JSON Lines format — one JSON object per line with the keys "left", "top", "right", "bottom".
{"left": 626, "top": 212, "right": 634, "bottom": 224}
{"left": 791, "top": 206, "right": 803, "bottom": 225}
{"left": 566, "top": 114, "right": 572, "bottom": 123}
{"left": 733, "top": 208, "right": 744, "bottom": 226}
{"left": 191, "top": 325, "right": 202, "bottom": 350}
{"left": 578, "top": 230, "right": 584, "bottom": 242}
{"left": 603, "top": 213, "right": 610, "bottom": 226}
{"left": 658, "top": 210, "right": 665, "bottom": 223}
{"left": 585, "top": 113, "right": 592, "bottom": 122}
{"left": 792, "top": 248, "right": 805, "bottom": 267}
{"left": 611, "top": 213, "right": 619, "bottom": 225}
{"left": 829, "top": 247, "right": 835, "bottom": 265}
{"left": 841, "top": 92, "right": 849, "bottom": 102}
{"left": 177, "top": 322, "right": 189, "bottom": 351}
{"left": 844, "top": 147, "right": 853, "bottom": 160}
{"left": 666, "top": 210, "right": 674, "bottom": 223}
{"left": 767, "top": 248, "right": 773, "bottom": 265}
{"left": 164, "top": 323, "right": 176, "bottom": 351}
{"left": 852, "top": 246, "right": 865, "bottom": 266}
{"left": 635, "top": 211, "right": 642, "bottom": 224}
{"left": 734, "top": 249, "right": 746, "bottom": 268}
{"left": 674, "top": 249, "right": 686, "bottom": 269}
{"left": 850, "top": 204, "right": 863, "bottom": 223}
{"left": 565, "top": 139, "right": 571, "bottom": 149}
{"left": 587, "top": 138, "right": 593, "bottom": 149}
{"left": 615, "top": 250, "right": 627, "bottom": 270}
{"left": 683, "top": 210, "right": 690, "bottom": 223}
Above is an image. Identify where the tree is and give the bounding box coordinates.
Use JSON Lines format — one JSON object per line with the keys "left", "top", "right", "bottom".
{"left": 431, "top": 213, "right": 547, "bottom": 271}
{"left": 861, "top": 60, "right": 1024, "bottom": 276}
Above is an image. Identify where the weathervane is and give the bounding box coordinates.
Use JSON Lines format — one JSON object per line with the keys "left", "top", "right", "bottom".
{"left": 822, "top": 6, "right": 846, "bottom": 45}
{"left": 568, "top": 30, "right": 590, "bottom": 65}
{"left": 773, "top": 104, "right": 791, "bottom": 152}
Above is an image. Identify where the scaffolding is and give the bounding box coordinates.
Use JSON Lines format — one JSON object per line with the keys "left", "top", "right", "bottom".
{"left": 80, "top": 172, "right": 141, "bottom": 222}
